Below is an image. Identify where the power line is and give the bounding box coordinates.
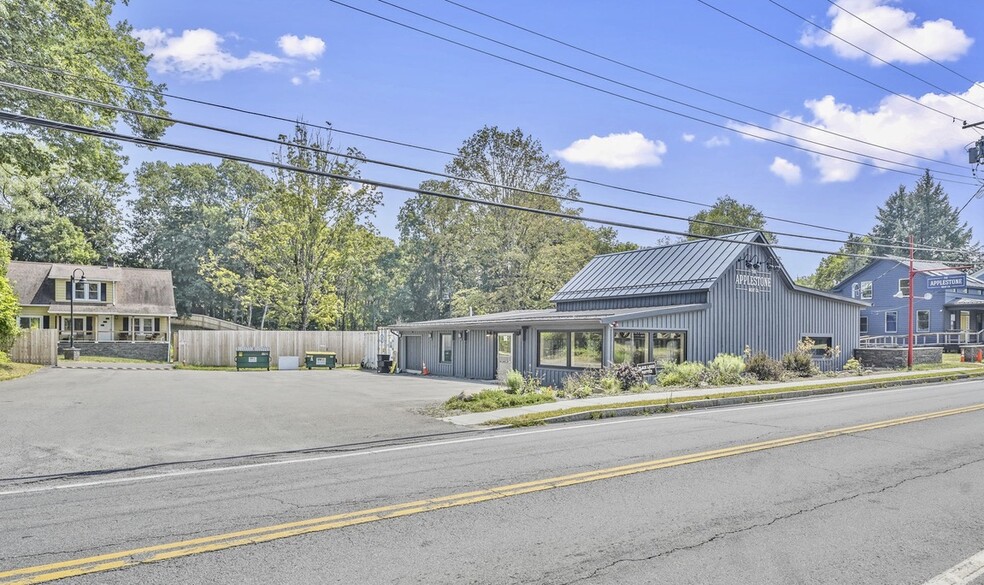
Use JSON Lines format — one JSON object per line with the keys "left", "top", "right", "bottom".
{"left": 0, "top": 57, "right": 965, "bottom": 252}
{"left": 440, "top": 0, "right": 966, "bottom": 172}
{"left": 10, "top": 108, "right": 976, "bottom": 265}
{"left": 331, "top": 0, "right": 974, "bottom": 182}
{"left": 768, "top": 0, "right": 984, "bottom": 113}
{"left": 4, "top": 79, "right": 973, "bottom": 256}
{"left": 825, "top": 0, "right": 984, "bottom": 94}
{"left": 693, "top": 0, "right": 968, "bottom": 123}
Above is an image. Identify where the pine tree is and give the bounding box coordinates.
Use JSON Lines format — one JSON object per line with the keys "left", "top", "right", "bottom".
{"left": 869, "top": 171, "right": 974, "bottom": 262}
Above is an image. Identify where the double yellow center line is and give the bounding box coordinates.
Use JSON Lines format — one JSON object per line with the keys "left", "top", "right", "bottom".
{"left": 3, "top": 402, "right": 984, "bottom": 584}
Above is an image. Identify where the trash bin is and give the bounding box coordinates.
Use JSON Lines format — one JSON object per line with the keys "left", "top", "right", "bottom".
{"left": 304, "top": 351, "right": 337, "bottom": 370}
{"left": 236, "top": 347, "right": 270, "bottom": 371}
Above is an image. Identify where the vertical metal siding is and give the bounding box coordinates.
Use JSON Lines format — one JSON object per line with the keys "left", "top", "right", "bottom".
{"left": 555, "top": 292, "right": 707, "bottom": 312}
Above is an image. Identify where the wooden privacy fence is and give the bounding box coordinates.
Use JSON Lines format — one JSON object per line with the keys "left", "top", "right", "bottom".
{"left": 175, "top": 330, "right": 373, "bottom": 367}
{"left": 10, "top": 329, "right": 59, "bottom": 365}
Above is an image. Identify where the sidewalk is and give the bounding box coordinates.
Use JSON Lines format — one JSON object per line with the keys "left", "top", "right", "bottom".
{"left": 444, "top": 366, "right": 984, "bottom": 426}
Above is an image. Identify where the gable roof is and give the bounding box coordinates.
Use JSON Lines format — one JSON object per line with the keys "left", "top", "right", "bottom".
{"left": 832, "top": 256, "right": 984, "bottom": 291}
{"left": 551, "top": 231, "right": 764, "bottom": 302}
{"left": 7, "top": 261, "right": 177, "bottom": 316}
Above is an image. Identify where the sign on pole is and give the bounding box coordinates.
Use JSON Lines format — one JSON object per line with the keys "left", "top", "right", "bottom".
{"left": 926, "top": 274, "right": 967, "bottom": 289}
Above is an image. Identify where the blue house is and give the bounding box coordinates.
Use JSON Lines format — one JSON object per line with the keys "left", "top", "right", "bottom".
{"left": 830, "top": 258, "right": 984, "bottom": 344}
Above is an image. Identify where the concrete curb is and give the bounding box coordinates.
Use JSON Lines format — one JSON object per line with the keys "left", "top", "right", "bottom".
{"left": 55, "top": 364, "right": 174, "bottom": 371}
{"left": 530, "top": 371, "right": 984, "bottom": 425}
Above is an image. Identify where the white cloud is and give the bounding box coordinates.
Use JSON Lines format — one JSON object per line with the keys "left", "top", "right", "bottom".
{"left": 135, "top": 28, "right": 283, "bottom": 80}
{"left": 291, "top": 76, "right": 303, "bottom": 86}
{"left": 704, "top": 135, "right": 730, "bottom": 148}
{"left": 278, "top": 34, "right": 326, "bottom": 59}
{"left": 555, "top": 132, "right": 667, "bottom": 169}
{"left": 682, "top": 133, "right": 695, "bottom": 142}
{"left": 306, "top": 68, "right": 321, "bottom": 81}
{"left": 769, "top": 157, "right": 802, "bottom": 184}
{"left": 801, "top": 0, "right": 973, "bottom": 65}
{"left": 746, "top": 83, "right": 984, "bottom": 183}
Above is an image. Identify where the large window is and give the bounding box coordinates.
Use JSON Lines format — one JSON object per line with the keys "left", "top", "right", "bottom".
{"left": 538, "top": 332, "right": 569, "bottom": 367}
{"left": 916, "top": 310, "right": 930, "bottom": 332}
{"left": 898, "top": 278, "right": 910, "bottom": 298}
{"left": 571, "top": 332, "right": 603, "bottom": 368}
{"left": 803, "top": 336, "right": 834, "bottom": 358}
{"left": 537, "top": 331, "right": 602, "bottom": 368}
{"left": 19, "top": 316, "right": 41, "bottom": 329}
{"left": 860, "top": 316, "right": 868, "bottom": 334}
{"left": 652, "top": 332, "right": 686, "bottom": 365}
{"left": 860, "top": 281, "right": 873, "bottom": 300}
{"left": 613, "top": 332, "right": 648, "bottom": 365}
{"left": 439, "top": 333, "right": 453, "bottom": 363}
{"left": 885, "top": 311, "right": 898, "bottom": 333}
{"left": 73, "top": 281, "right": 100, "bottom": 301}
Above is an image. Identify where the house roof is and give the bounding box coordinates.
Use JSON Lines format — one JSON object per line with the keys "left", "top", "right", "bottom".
{"left": 833, "top": 256, "right": 983, "bottom": 291}
{"left": 551, "top": 231, "right": 763, "bottom": 302}
{"left": 8, "top": 261, "right": 178, "bottom": 316}
{"left": 388, "top": 304, "right": 708, "bottom": 331}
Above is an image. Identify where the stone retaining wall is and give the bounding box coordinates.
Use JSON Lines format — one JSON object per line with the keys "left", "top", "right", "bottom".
{"left": 58, "top": 342, "right": 170, "bottom": 362}
{"left": 854, "top": 347, "right": 942, "bottom": 369}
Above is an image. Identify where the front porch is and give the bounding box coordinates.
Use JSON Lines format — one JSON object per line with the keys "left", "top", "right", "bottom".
{"left": 55, "top": 314, "right": 170, "bottom": 343}
{"left": 860, "top": 329, "right": 984, "bottom": 349}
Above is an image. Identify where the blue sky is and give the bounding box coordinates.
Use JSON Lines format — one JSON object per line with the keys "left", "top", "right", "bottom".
{"left": 115, "top": 0, "right": 984, "bottom": 278}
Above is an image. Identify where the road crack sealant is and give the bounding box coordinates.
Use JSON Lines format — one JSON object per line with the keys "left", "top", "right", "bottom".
{"left": 561, "top": 455, "right": 984, "bottom": 584}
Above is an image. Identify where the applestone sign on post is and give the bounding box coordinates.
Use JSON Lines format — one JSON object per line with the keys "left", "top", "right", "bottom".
{"left": 926, "top": 274, "right": 967, "bottom": 289}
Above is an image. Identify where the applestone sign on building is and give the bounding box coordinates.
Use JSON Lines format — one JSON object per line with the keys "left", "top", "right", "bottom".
{"left": 926, "top": 274, "right": 967, "bottom": 289}
{"left": 735, "top": 269, "right": 773, "bottom": 293}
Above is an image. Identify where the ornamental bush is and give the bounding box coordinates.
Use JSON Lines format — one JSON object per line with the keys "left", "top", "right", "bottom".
{"left": 609, "top": 362, "right": 645, "bottom": 390}
{"left": 707, "top": 353, "right": 746, "bottom": 386}
{"left": 745, "top": 351, "right": 784, "bottom": 381}
{"left": 657, "top": 361, "right": 708, "bottom": 387}
{"left": 504, "top": 369, "right": 524, "bottom": 394}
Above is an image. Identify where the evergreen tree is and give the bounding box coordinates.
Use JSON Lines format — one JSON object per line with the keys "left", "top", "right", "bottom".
{"left": 869, "top": 171, "right": 974, "bottom": 262}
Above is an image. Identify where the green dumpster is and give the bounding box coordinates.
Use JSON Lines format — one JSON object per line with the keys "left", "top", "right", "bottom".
{"left": 304, "top": 351, "right": 337, "bottom": 370}
{"left": 236, "top": 347, "right": 271, "bottom": 371}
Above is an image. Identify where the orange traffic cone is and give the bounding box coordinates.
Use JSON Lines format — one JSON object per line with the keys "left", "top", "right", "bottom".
{"left": 977, "top": 349, "right": 983, "bottom": 363}
{"left": 422, "top": 362, "right": 430, "bottom": 375}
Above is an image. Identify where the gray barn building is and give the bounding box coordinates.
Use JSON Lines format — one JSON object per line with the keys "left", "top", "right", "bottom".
{"left": 389, "top": 231, "right": 865, "bottom": 386}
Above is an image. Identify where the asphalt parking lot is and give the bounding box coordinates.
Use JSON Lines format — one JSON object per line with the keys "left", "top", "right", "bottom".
{"left": 0, "top": 367, "right": 488, "bottom": 479}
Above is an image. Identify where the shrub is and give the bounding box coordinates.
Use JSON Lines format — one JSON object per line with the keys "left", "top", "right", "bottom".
{"left": 707, "top": 353, "right": 746, "bottom": 386}
{"left": 562, "top": 371, "right": 596, "bottom": 399}
{"left": 745, "top": 351, "right": 784, "bottom": 381}
{"left": 657, "top": 361, "right": 708, "bottom": 387}
{"left": 504, "top": 369, "right": 524, "bottom": 394}
{"left": 628, "top": 383, "right": 650, "bottom": 393}
{"left": 599, "top": 374, "right": 621, "bottom": 395}
{"left": 0, "top": 350, "right": 9, "bottom": 366}
{"left": 843, "top": 357, "right": 864, "bottom": 376}
{"left": 443, "top": 388, "right": 555, "bottom": 413}
{"left": 609, "top": 362, "right": 645, "bottom": 390}
{"left": 519, "top": 372, "right": 544, "bottom": 395}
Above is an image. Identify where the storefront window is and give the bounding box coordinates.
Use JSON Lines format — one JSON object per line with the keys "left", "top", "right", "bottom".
{"left": 571, "top": 331, "right": 602, "bottom": 368}
{"left": 538, "top": 332, "right": 568, "bottom": 367}
{"left": 613, "top": 332, "right": 648, "bottom": 365}
{"left": 802, "top": 336, "right": 834, "bottom": 358}
{"left": 652, "top": 331, "right": 685, "bottom": 365}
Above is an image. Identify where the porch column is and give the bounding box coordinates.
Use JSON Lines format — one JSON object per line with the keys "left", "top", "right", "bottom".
{"left": 603, "top": 323, "right": 614, "bottom": 366}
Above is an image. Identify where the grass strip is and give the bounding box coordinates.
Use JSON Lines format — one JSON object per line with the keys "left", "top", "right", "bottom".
{"left": 444, "top": 389, "right": 556, "bottom": 413}
{"left": 490, "top": 369, "right": 984, "bottom": 427}
{"left": 0, "top": 362, "right": 43, "bottom": 382}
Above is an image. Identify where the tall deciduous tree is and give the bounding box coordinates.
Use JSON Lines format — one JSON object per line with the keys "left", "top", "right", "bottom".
{"left": 0, "top": 236, "right": 19, "bottom": 354}
{"left": 216, "top": 126, "right": 382, "bottom": 330}
{"left": 687, "top": 195, "right": 775, "bottom": 242}
{"left": 129, "top": 160, "right": 270, "bottom": 318}
{"left": 795, "top": 235, "right": 872, "bottom": 290}
{"left": 869, "top": 171, "right": 975, "bottom": 262}
{"left": 396, "top": 126, "right": 634, "bottom": 321}
{"left": 0, "top": 0, "right": 169, "bottom": 260}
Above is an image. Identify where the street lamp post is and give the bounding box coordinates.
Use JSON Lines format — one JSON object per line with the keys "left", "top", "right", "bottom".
{"left": 69, "top": 268, "right": 86, "bottom": 351}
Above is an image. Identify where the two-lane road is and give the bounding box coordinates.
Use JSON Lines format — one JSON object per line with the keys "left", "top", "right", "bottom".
{"left": 2, "top": 380, "right": 984, "bottom": 584}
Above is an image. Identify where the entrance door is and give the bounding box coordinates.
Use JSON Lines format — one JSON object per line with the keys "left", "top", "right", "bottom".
{"left": 97, "top": 315, "right": 113, "bottom": 341}
{"left": 960, "top": 311, "right": 970, "bottom": 331}
{"left": 496, "top": 333, "right": 513, "bottom": 381}
{"left": 404, "top": 335, "right": 423, "bottom": 372}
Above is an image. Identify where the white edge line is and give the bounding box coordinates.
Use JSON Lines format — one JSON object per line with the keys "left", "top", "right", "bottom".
{"left": 1, "top": 379, "right": 981, "bottom": 497}
{"left": 922, "top": 547, "right": 984, "bottom": 585}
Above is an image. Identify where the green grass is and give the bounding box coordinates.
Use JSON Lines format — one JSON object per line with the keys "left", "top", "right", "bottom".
{"left": 0, "top": 362, "right": 43, "bottom": 382}
{"left": 489, "top": 369, "right": 984, "bottom": 427}
{"left": 443, "top": 389, "right": 556, "bottom": 413}
{"left": 909, "top": 353, "right": 984, "bottom": 371}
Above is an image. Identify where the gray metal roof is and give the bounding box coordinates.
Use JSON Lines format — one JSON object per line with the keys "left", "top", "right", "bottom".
{"left": 551, "top": 231, "right": 762, "bottom": 302}
{"left": 388, "top": 304, "right": 708, "bottom": 331}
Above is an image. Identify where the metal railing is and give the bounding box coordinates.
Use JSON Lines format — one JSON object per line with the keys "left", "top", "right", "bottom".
{"left": 59, "top": 331, "right": 169, "bottom": 343}
{"left": 860, "top": 330, "right": 984, "bottom": 348}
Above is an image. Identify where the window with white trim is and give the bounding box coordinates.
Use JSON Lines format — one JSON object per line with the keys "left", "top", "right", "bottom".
{"left": 885, "top": 311, "right": 898, "bottom": 333}
{"left": 19, "top": 316, "right": 41, "bottom": 329}
{"left": 860, "top": 316, "right": 868, "bottom": 334}
{"left": 898, "top": 278, "right": 910, "bottom": 298}
{"left": 860, "top": 281, "right": 872, "bottom": 300}
{"left": 439, "top": 333, "right": 453, "bottom": 364}
{"left": 73, "top": 281, "right": 100, "bottom": 301}
{"left": 916, "top": 310, "right": 930, "bottom": 332}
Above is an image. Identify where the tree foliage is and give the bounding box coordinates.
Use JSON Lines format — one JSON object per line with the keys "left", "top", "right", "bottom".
{"left": 795, "top": 235, "right": 872, "bottom": 290}
{"left": 869, "top": 171, "right": 974, "bottom": 262}
{"left": 0, "top": 0, "right": 169, "bottom": 261}
{"left": 0, "top": 236, "right": 19, "bottom": 352}
{"left": 396, "top": 126, "right": 634, "bottom": 321}
{"left": 687, "top": 195, "right": 775, "bottom": 242}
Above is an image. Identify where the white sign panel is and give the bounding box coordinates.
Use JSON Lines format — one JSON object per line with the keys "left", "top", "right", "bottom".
{"left": 735, "top": 269, "right": 773, "bottom": 293}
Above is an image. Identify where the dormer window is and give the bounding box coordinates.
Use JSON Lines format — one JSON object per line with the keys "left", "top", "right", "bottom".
{"left": 75, "top": 281, "right": 100, "bottom": 300}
